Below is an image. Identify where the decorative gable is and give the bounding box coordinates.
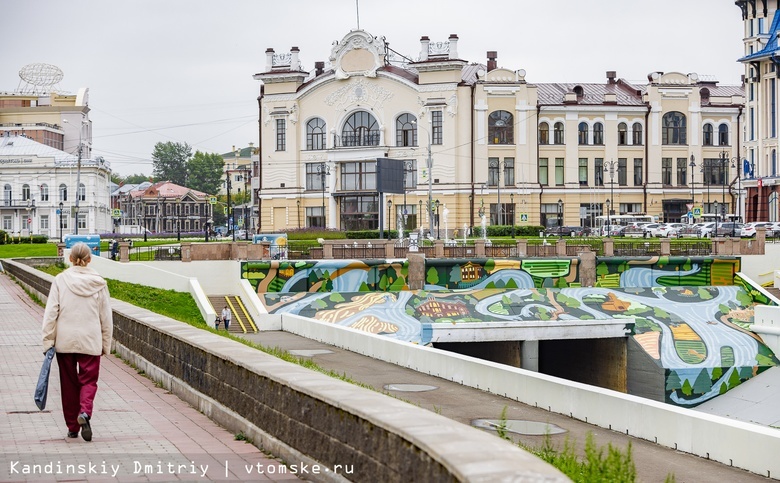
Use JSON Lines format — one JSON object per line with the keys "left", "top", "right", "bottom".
{"left": 329, "top": 30, "right": 386, "bottom": 80}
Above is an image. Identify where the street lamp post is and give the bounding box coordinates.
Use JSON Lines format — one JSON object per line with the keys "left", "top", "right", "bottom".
{"left": 418, "top": 199, "right": 423, "bottom": 233}
{"left": 689, "top": 155, "right": 697, "bottom": 214}
{"left": 431, "top": 200, "right": 441, "bottom": 240}
{"left": 414, "top": 120, "right": 435, "bottom": 238}
{"left": 510, "top": 193, "right": 515, "bottom": 238}
{"left": 468, "top": 194, "right": 473, "bottom": 237}
{"left": 58, "top": 201, "right": 64, "bottom": 242}
{"left": 317, "top": 162, "right": 330, "bottom": 228}
{"left": 296, "top": 199, "right": 301, "bottom": 229}
{"left": 604, "top": 159, "right": 617, "bottom": 235}
{"left": 557, "top": 198, "right": 563, "bottom": 239}
{"left": 403, "top": 160, "right": 413, "bottom": 233}
{"left": 387, "top": 199, "right": 392, "bottom": 237}
{"left": 701, "top": 160, "right": 711, "bottom": 213}
{"left": 226, "top": 166, "right": 234, "bottom": 242}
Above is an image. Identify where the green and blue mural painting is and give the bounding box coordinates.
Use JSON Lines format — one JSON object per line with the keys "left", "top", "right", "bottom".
{"left": 259, "top": 284, "right": 778, "bottom": 407}
{"left": 595, "top": 256, "right": 740, "bottom": 287}
{"left": 248, "top": 255, "right": 773, "bottom": 407}
{"left": 242, "top": 259, "right": 409, "bottom": 293}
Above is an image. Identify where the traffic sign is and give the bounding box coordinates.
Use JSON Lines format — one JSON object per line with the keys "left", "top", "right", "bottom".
{"left": 223, "top": 207, "right": 228, "bottom": 215}
{"left": 692, "top": 207, "right": 702, "bottom": 217}
{"left": 520, "top": 213, "right": 528, "bottom": 222}
{"left": 112, "top": 209, "right": 121, "bottom": 218}
{"left": 27, "top": 218, "right": 31, "bottom": 224}
{"left": 687, "top": 212, "right": 693, "bottom": 219}
{"left": 209, "top": 196, "right": 217, "bottom": 205}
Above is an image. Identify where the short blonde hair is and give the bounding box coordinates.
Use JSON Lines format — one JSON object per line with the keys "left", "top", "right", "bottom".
{"left": 69, "top": 242, "right": 92, "bottom": 267}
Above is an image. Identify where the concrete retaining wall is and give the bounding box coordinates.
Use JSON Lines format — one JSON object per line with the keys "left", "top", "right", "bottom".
{"left": 278, "top": 312, "right": 780, "bottom": 479}
{"left": 2, "top": 260, "right": 567, "bottom": 483}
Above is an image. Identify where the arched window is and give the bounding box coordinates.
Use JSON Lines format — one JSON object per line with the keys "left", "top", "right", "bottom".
{"left": 553, "top": 122, "right": 564, "bottom": 144}
{"left": 718, "top": 123, "right": 729, "bottom": 146}
{"left": 40, "top": 184, "right": 49, "bottom": 201}
{"left": 78, "top": 183, "right": 86, "bottom": 201}
{"left": 618, "top": 122, "right": 628, "bottom": 145}
{"left": 632, "top": 122, "right": 643, "bottom": 145}
{"left": 22, "top": 184, "right": 31, "bottom": 201}
{"left": 488, "top": 110, "right": 514, "bottom": 144}
{"left": 662, "top": 111, "right": 687, "bottom": 145}
{"left": 59, "top": 183, "right": 68, "bottom": 202}
{"left": 703, "top": 124, "right": 714, "bottom": 146}
{"left": 341, "top": 111, "right": 379, "bottom": 147}
{"left": 578, "top": 122, "right": 589, "bottom": 145}
{"left": 593, "top": 122, "right": 604, "bottom": 145}
{"left": 538, "top": 122, "right": 549, "bottom": 145}
{"left": 306, "top": 118, "right": 326, "bottom": 150}
{"left": 3, "top": 184, "right": 11, "bottom": 206}
{"left": 396, "top": 113, "right": 417, "bottom": 147}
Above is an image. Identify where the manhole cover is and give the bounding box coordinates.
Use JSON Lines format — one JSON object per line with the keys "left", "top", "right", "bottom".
{"left": 288, "top": 349, "right": 334, "bottom": 357}
{"left": 383, "top": 384, "right": 438, "bottom": 392}
{"left": 472, "top": 419, "right": 567, "bottom": 436}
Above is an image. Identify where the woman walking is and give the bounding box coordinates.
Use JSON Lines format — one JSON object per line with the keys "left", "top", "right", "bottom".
{"left": 42, "top": 242, "right": 113, "bottom": 441}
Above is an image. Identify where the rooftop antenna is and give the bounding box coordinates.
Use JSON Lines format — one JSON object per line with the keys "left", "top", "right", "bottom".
{"left": 356, "top": 0, "right": 360, "bottom": 29}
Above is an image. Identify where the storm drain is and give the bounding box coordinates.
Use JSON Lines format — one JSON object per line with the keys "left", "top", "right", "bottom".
{"left": 472, "top": 419, "right": 567, "bottom": 436}
{"left": 383, "top": 383, "right": 438, "bottom": 392}
{"left": 288, "top": 349, "right": 334, "bottom": 357}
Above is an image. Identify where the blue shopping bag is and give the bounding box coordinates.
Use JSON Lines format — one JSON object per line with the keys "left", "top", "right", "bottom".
{"left": 34, "top": 347, "right": 55, "bottom": 410}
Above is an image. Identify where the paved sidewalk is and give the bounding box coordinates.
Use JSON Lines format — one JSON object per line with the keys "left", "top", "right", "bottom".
{"left": 0, "top": 272, "right": 300, "bottom": 482}
{"left": 243, "top": 331, "right": 771, "bottom": 483}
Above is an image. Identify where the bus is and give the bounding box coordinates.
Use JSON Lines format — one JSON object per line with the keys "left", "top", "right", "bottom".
{"left": 594, "top": 214, "right": 656, "bottom": 236}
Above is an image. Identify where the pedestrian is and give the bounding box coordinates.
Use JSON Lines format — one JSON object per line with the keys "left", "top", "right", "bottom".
{"left": 221, "top": 305, "right": 231, "bottom": 331}
{"left": 42, "top": 242, "right": 113, "bottom": 442}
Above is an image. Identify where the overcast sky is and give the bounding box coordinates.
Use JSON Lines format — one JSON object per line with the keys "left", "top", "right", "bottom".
{"left": 2, "top": 0, "right": 746, "bottom": 177}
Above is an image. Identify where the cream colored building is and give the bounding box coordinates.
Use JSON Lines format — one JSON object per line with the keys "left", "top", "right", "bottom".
{"left": 253, "top": 30, "right": 744, "bottom": 234}
{"left": 737, "top": 0, "right": 780, "bottom": 222}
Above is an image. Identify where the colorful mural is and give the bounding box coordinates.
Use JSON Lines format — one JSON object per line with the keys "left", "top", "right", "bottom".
{"left": 242, "top": 259, "right": 409, "bottom": 293}
{"left": 425, "top": 258, "right": 580, "bottom": 290}
{"left": 259, "top": 285, "right": 778, "bottom": 407}
{"left": 595, "top": 256, "right": 741, "bottom": 288}
{"left": 242, "top": 256, "right": 741, "bottom": 294}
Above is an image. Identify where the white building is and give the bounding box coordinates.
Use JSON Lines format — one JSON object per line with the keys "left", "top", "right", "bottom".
{"left": 0, "top": 133, "right": 112, "bottom": 238}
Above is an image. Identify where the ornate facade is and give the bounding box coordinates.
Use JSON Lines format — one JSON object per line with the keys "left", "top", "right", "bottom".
{"left": 253, "top": 30, "right": 745, "bottom": 234}
{"left": 737, "top": 0, "right": 780, "bottom": 222}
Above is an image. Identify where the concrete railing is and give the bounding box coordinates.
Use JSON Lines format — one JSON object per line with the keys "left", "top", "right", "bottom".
{"left": 279, "top": 313, "right": 780, "bottom": 479}
{"left": 2, "top": 259, "right": 567, "bottom": 483}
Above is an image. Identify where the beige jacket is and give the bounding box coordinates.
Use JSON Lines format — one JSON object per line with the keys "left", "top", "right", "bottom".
{"left": 42, "top": 266, "right": 113, "bottom": 356}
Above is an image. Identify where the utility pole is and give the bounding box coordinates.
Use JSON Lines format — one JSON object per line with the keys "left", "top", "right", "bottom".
{"left": 74, "top": 143, "right": 82, "bottom": 234}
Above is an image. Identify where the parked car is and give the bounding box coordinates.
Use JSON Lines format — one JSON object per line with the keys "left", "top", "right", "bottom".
{"left": 642, "top": 223, "right": 663, "bottom": 237}
{"left": 768, "top": 222, "right": 780, "bottom": 237}
{"left": 657, "top": 223, "right": 683, "bottom": 238}
{"left": 714, "top": 222, "right": 744, "bottom": 237}
{"left": 544, "top": 226, "right": 585, "bottom": 237}
{"left": 741, "top": 222, "right": 773, "bottom": 237}
{"left": 678, "top": 223, "right": 702, "bottom": 238}
{"left": 698, "top": 222, "right": 717, "bottom": 238}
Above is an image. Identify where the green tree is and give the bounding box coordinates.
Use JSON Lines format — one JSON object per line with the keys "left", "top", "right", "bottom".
{"left": 188, "top": 151, "right": 224, "bottom": 195}
{"left": 665, "top": 371, "right": 682, "bottom": 391}
{"left": 123, "top": 173, "right": 153, "bottom": 184}
{"left": 426, "top": 267, "right": 439, "bottom": 285}
{"left": 152, "top": 141, "right": 192, "bottom": 185}
{"left": 727, "top": 367, "right": 742, "bottom": 389}
{"left": 449, "top": 265, "right": 462, "bottom": 284}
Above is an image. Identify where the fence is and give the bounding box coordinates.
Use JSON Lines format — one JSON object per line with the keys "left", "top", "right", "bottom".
{"left": 131, "top": 246, "right": 182, "bottom": 261}
{"left": 332, "top": 243, "right": 385, "bottom": 259}
{"left": 613, "top": 240, "right": 662, "bottom": 256}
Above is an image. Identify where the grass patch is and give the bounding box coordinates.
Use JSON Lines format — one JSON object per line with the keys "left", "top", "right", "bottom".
{"left": 0, "top": 243, "right": 57, "bottom": 258}
{"left": 520, "top": 433, "right": 638, "bottom": 483}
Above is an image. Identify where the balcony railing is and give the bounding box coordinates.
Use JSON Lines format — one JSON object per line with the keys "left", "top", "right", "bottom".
{"left": 334, "top": 132, "right": 381, "bottom": 148}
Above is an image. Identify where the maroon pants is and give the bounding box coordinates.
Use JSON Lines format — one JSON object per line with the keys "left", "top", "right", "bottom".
{"left": 56, "top": 353, "right": 101, "bottom": 433}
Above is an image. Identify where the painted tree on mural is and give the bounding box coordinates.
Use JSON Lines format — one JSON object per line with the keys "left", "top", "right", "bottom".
{"left": 426, "top": 267, "right": 439, "bottom": 285}
{"left": 692, "top": 369, "right": 713, "bottom": 395}
{"left": 666, "top": 371, "right": 682, "bottom": 392}
{"left": 449, "top": 265, "right": 462, "bottom": 285}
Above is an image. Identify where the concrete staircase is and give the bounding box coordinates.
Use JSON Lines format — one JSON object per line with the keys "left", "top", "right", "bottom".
{"left": 208, "top": 295, "right": 257, "bottom": 334}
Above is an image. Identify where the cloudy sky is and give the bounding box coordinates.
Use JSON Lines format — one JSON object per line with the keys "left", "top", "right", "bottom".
{"left": 2, "top": 0, "right": 745, "bottom": 177}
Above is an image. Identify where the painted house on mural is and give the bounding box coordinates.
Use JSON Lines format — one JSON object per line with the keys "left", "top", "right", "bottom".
{"left": 252, "top": 30, "right": 744, "bottom": 235}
